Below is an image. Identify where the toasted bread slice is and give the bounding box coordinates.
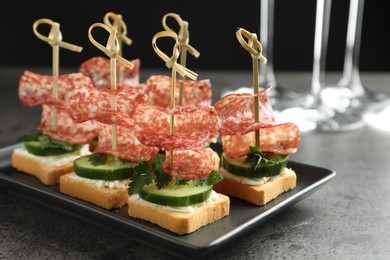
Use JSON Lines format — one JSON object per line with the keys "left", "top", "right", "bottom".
{"left": 11, "top": 151, "right": 73, "bottom": 185}
{"left": 60, "top": 173, "right": 129, "bottom": 209}
{"left": 127, "top": 192, "right": 230, "bottom": 235}
{"left": 213, "top": 168, "right": 297, "bottom": 206}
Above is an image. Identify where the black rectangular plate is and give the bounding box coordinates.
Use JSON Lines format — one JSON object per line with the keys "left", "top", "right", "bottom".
{"left": 0, "top": 143, "right": 335, "bottom": 259}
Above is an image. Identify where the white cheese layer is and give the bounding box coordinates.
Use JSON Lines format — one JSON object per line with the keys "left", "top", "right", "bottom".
{"left": 13, "top": 145, "right": 91, "bottom": 167}
{"left": 218, "top": 167, "right": 294, "bottom": 185}
{"left": 128, "top": 190, "right": 220, "bottom": 213}
{"left": 66, "top": 172, "right": 130, "bottom": 189}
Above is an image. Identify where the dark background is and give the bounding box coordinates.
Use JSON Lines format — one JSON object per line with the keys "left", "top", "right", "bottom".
{"left": 1, "top": 0, "right": 389, "bottom": 71}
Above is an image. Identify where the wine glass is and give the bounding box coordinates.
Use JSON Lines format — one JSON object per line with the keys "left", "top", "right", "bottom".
{"left": 321, "top": 0, "right": 388, "bottom": 113}
{"left": 276, "top": 0, "right": 365, "bottom": 132}
{"left": 259, "top": 0, "right": 306, "bottom": 110}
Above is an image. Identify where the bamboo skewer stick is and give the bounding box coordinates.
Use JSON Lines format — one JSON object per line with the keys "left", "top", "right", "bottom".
{"left": 52, "top": 42, "right": 59, "bottom": 132}
{"left": 109, "top": 40, "right": 118, "bottom": 152}
{"left": 252, "top": 43, "right": 260, "bottom": 147}
{"left": 152, "top": 30, "right": 198, "bottom": 166}
{"left": 169, "top": 68, "right": 177, "bottom": 166}
{"left": 178, "top": 46, "right": 186, "bottom": 105}
{"left": 32, "top": 18, "right": 82, "bottom": 132}
{"left": 236, "top": 28, "right": 267, "bottom": 148}
{"left": 162, "top": 13, "right": 200, "bottom": 105}
{"left": 88, "top": 23, "right": 134, "bottom": 153}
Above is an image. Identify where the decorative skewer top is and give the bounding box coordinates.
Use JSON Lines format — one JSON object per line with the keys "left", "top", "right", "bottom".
{"left": 236, "top": 28, "right": 267, "bottom": 64}
{"left": 104, "top": 12, "right": 132, "bottom": 52}
{"left": 152, "top": 30, "right": 197, "bottom": 81}
{"left": 162, "top": 13, "right": 200, "bottom": 59}
{"left": 33, "top": 18, "right": 83, "bottom": 52}
{"left": 88, "top": 23, "right": 134, "bottom": 70}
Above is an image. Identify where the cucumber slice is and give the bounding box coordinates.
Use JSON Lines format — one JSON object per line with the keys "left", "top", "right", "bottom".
{"left": 222, "top": 153, "right": 288, "bottom": 178}
{"left": 24, "top": 141, "right": 83, "bottom": 156}
{"left": 74, "top": 155, "right": 138, "bottom": 181}
{"left": 139, "top": 182, "right": 212, "bottom": 207}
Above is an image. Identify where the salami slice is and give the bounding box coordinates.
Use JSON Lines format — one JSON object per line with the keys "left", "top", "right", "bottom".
{"left": 18, "top": 71, "right": 93, "bottom": 107}
{"left": 69, "top": 84, "right": 148, "bottom": 123}
{"left": 162, "top": 147, "right": 216, "bottom": 180}
{"left": 145, "top": 75, "right": 212, "bottom": 107}
{"left": 222, "top": 122, "right": 300, "bottom": 158}
{"left": 215, "top": 87, "right": 275, "bottom": 135}
{"left": 38, "top": 104, "right": 97, "bottom": 144}
{"left": 134, "top": 103, "right": 218, "bottom": 150}
{"left": 79, "top": 56, "right": 140, "bottom": 88}
{"left": 94, "top": 115, "right": 159, "bottom": 162}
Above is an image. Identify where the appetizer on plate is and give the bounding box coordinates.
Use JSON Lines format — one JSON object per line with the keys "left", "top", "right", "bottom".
{"left": 212, "top": 28, "right": 301, "bottom": 205}
{"left": 60, "top": 22, "right": 157, "bottom": 209}
{"left": 212, "top": 88, "right": 300, "bottom": 205}
{"left": 11, "top": 19, "right": 96, "bottom": 185}
{"left": 126, "top": 30, "right": 229, "bottom": 235}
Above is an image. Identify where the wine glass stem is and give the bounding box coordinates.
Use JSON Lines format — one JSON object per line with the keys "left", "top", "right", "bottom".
{"left": 260, "top": 0, "right": 276, "bottom": 87}
{"left": 340, "top": 0, "right": 365, "bottom": 94}
{"left": 311, "top": 0, "right": 332, "bottom": 99}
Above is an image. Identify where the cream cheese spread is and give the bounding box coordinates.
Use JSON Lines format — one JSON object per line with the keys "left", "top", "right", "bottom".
{"left": 13, "top": 145, "right": 91, "bottom": 167}
{"left": 128, "top": 190, "right": 220, "bottom": 213}
{"left": 218, "top": 167, "right": 294, "bottom": 185}
{"left": 66, "top": 172, "right": 130, "bottom": 189}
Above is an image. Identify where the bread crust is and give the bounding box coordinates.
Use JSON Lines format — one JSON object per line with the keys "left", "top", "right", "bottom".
{"left": 127, "top": 192, "right": 230, "bottom": 235}
{"left": 11, "top": 151, "right": 73, "bottom": 185}
{"left": 60, "top": 173, "right": 128, "bottom": 209}
{"left": 213, "top": 169, "right": 297, "bottom": 206}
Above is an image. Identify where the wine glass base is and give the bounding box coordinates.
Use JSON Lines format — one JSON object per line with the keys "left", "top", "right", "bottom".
{"left": 363, "top": 100, "right": 390, "bottom": 132}
{"left": 321, "top": 85, "right": 388, "bottom": 113}
{"left": 275, "top": 100, "right": 365, "bottom": 133}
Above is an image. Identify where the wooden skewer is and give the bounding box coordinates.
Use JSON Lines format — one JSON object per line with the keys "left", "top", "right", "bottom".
{"left": 169, "top": 68, "right": 177, "bottom": 165}
{"left": 109, "top": 34, "right": 118, "bottom": 152}
{"left": 236, "top": 28, "right": 267, "bottom": 148}
{"left": 152, "top": 30, "right": 198, "bottom": 166}
{"left": 251, "top": 34, "right": 260, "bottom": 147}
{"left": 88, "top": 23, "right": 134, "bottom": 153}
{"left": 179, "top": 45, "right": 186, "bottom": 105}
{"left": 162, "top": 13, "right": 200, "bottom": 105}
{"left": 32, "top": 18, "right": 82, "bottom": 132}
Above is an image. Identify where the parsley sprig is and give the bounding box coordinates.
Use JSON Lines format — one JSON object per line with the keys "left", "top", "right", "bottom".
{"left": 128, "top": 153, "right": 222, "bottom": 194}
{"left": 245, "top": 146, "right": 285, "bottom": 170}
{"left": 176, "top": 170, "right": 222, "bottom": 186}
{"left": 128, "top": 154, "right": 171, "bottom": 194}
{"left": 87, "top": 153, "right": 109, "bottom": 166}
{"left": 17, "top": 130, "right": 80, "bottom": 152}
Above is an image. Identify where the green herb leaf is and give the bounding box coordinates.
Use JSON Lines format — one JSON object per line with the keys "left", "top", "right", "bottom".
{"left": 155, "top": 170, "right": 172, "bottom": 189}
{"left": 175, "top": 178, "right": 190, "bottom": 186}
{"left": 245, "top": 146, "right": 262, "bottom": 170}
{"left": 152, "top": 153, "right": 165, "bottom": 173}
{"left": 37, "top": 135, "right": 76, "bottom": 151}
{"left": 16, "top": 130, "right": 44, "bottom": 142}
{"left": 128, "top": 162, "right": 156, "bottom": 194}
{"left": 193, "top": 170, "right": 222, "bottom": 186}
{"left": 246, "top": 146, "right": 285, "bottom": 170}
{"left": 88, "top": 153, "right": 109, "bottom": 166}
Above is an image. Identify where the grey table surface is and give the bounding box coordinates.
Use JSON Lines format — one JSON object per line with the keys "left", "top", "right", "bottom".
{"left": 1, "top": 66, "right": 390, "bottom": 259}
